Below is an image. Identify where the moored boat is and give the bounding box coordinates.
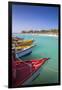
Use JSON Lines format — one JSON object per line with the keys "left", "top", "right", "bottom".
{"left": 12, "top": 36, "right": 24, "bottom": 41}
{"left": 16, "top": 44, "right": 35, "bottom": 58}
{"left": 16, "top": 41, "right": 36, "bottom": 50}
{"left": 16, "top": 39, "right": 34, "bottom": 46}
{"left": 12, "top": 51, "right": 49, "bottom": 87}
{"left": 12, "top": 36, "right": 24, "bottom": 44}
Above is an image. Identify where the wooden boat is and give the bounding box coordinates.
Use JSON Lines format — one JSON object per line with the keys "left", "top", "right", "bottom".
{"left": 16, "top": 45, "right": 32, "bottom": 50}
{"left": 16, "top": 39, "right": 34, "bottom": 46}
{"left": 12, "top": 37, "right": 23, "bottom": 41}
{"left": 16, "top": 44, "right": 35, "bottom": 58}
{"left": 12, "top": 37, "right": 24, "bottom": 44}
{"left": 16, "top": 41, "right": 36, "bottom": 50}
{"left": 12, "top": 51, "right": 49, "bottom": 87}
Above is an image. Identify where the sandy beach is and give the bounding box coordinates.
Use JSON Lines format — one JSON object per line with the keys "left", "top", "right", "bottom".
{"left": 19, "top": 33, "right": 58, "bottom": 37}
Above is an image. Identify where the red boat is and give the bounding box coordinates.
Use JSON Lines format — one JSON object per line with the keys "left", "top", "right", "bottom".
{"left": 12, "top": 52, "right": 49, "bottom": 87}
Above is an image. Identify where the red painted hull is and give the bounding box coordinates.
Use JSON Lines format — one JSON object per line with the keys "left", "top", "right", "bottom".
{"left": 12, "top": 58, "right": 49, "bottom": 87}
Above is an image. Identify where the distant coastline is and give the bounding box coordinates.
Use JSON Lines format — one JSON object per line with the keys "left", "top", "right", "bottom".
{"left": 21, "top": 29, "right": 58, "bottom": 34}
{"left": 13, "top": 29, "right": 58, "bottom": 37}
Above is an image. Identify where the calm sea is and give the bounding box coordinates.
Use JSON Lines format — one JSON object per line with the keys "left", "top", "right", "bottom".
{"left": 14, "top": 34, "right": 58, "bottom": 85}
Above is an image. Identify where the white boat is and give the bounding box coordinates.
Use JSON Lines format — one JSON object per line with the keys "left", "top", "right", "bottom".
{"left": 16, "top": 45, "right": 35, "bottom": 58}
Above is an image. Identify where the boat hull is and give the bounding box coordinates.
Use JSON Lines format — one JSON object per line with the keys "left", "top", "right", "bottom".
{"left": 22, "top": 67, "right": 41, "bottom": 85}
{"left": 17, "top": 39, "right": 34, "bottom": 46}
{"left": 16, "top": 46, "right": 33, "bottom": 58}
{"left": 12, "top": 57, "right": 49, "bottom": 87}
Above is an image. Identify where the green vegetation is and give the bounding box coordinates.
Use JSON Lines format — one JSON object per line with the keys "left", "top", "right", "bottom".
{"left": 21, "top": 29, "right": 58, "bottom": 35}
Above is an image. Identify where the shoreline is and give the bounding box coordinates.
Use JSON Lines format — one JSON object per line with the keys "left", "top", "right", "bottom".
{"left": 13, "top": 33, "right": 58, "bottom": 37}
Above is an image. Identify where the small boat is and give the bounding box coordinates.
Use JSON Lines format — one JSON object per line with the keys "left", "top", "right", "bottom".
{"left": 16, "top": 45, "right": 32, "bottom": 50}
{"left": 16, "top": 39, "right": 34, "bottom": 46}
{"left": 12, "top": 36, "right": 23, "bottom": 41}
{"left": 16, "top": 44, "right": 35, "bottom": 58}
{"left": 12, "top": 51, "right": 49, "bottom": 87}
{"left": 16, "top": 41, "right": 36, "bottom": 50}
{"left": 12, "top": 37, "right": 24, "bottom": 44}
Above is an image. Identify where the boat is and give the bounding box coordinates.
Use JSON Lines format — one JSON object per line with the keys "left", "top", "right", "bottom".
{"left": 12, "top": 37, "right": 24, "bottom": 44}
{"left": 12, "top": 36, "right": 23, "bottom": 41}
{"left": 16, "top": 44, "right": 35, "bottom": 58}
{"left": 12, "top": 50, "right": 49, "bottom": 87}
{"left": 16, "top": 39, "right": 34, "bottom": 46}
{"left": 16, "top": 41, "right": 36, "bottom": 50}
{"left": 16, "top": 45, "right": 32, "bottom": 50}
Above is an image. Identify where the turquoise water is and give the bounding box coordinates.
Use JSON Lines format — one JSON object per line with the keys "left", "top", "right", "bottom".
{"left": 14, "top": 34, "right": 58, "bottom": 85}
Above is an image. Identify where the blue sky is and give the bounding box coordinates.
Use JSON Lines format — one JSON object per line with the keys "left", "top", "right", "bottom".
{"left": 12, "top": 5, "right": 59, "bottom": 33}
